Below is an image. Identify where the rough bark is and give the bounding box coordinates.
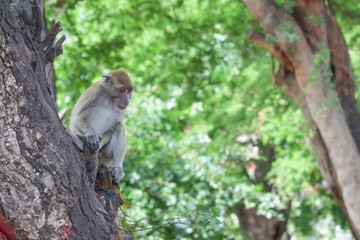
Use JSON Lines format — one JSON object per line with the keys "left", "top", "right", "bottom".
{"left": 242, "top": 0, "right": 360, "bottom": 238}
{"left": 32, "top": 0, "right": 57, "bottom": 104}
{"left": 0, "top": 1, "right": 125, "bottom": 239}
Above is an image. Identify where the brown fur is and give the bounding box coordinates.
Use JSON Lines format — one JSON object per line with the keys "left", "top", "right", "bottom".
{"left": 107, "top": 69, "right": 133, "bottom": 88}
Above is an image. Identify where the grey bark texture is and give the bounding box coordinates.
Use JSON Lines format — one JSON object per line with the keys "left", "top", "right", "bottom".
{"left": 243, "top": 0, "right": 360, "bottom": 238}
{"left": 0, "top": 0, "right": 125, "bottom": 239}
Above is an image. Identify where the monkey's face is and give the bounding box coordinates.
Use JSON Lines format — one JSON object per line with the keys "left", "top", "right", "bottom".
{"left": 103, "top": 70, "right": 133, "bottom": 110}
{"left": 114, "top": 85, "right": 133, "bottom": 110}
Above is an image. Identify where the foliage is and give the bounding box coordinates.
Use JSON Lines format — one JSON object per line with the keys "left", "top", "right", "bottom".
{"left": 46, "top": 0, "right": 360, "bottom": 239}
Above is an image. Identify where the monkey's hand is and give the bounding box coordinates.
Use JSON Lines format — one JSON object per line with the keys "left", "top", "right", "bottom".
{"left": 109, "top": 165, "right": 124, "bottom": 183}
{"left": 85, "top": 134, "right": 102, "bottom": 153}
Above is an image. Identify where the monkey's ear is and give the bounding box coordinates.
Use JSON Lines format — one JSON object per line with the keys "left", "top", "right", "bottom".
{"left": 103, "top": 74, "right": 111, "bottom": 83}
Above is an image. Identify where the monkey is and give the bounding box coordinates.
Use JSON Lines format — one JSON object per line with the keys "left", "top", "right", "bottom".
{"left": 69, "top": 69, "right": 133, "bottom": 183}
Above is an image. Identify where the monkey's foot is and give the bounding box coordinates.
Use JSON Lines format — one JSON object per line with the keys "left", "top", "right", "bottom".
{"left": 122, "top": 235, "right": 134, "bottom": 240}
{"left": 109, "top": 165, "right": 124, "bottom": 182}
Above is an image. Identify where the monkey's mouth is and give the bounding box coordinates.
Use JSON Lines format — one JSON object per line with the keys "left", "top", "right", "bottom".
{"left": 117, "top": 104, "right": 127, "bottom": 110}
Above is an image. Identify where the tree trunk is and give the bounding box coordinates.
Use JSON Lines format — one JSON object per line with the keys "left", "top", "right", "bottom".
{"left": 0, "top": 1, "right": 123, "bottom": 239}
{"left": 235, "top": 141, "right": 289, "bottom": 240}
{"left": 242, "top": 0, "right": 360, "bottom": 238}
{"left": 234, "top": 144, "right": 288, "bottom": 240}
{"left": 235, "top": 206, "right": 287, "bottom": 240}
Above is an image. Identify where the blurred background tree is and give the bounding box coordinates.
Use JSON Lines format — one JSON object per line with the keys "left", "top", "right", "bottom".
{"left": 46, "top": 0, "right": 360, "bottom": 239}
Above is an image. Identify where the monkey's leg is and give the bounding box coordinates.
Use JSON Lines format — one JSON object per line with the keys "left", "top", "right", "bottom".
{"left": 100, "top": 122, "right": 126, "bottom": 183}
{"left": 111, "top": 122, "right": 127, "bottom": 183}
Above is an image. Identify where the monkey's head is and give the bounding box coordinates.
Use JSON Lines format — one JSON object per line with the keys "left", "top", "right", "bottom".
{"left": 103, "top": 69, "right": 133, "bottom": 110}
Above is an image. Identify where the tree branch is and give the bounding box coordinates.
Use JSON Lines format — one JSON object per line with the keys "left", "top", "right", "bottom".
{"left": 33, "top": 0, "right": 43, "bottom": 41}
{"left": 40, "top": 21, "right": 66, "bottom": 62}
{"left": 119, "top": 217, "right": 192, "bottom": 233}
{"left": 248, "top": 30, "right": 292, "bottom": 68}
{"left": 40, "top": 21, "right": 63, "bottom": 50}
{"left": 242, "top": 0, "right": 313, "bottom": 88}
{"left": 44, "top": 35, "right": 66, "bottom": 61}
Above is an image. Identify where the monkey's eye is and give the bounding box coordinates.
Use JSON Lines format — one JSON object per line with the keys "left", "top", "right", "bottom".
{"left": 127, "top": 88, "right": 133, "bottom": 93}
{"left": 119, "top": 88, "right": 126, "bottom": 93}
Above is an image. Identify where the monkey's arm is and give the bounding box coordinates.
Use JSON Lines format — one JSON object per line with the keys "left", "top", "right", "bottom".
{"left": 70, "top": 87, "right": 105, "bottom": 152}
{"left": 71, "top": 113, "right": 96, "bottom": 135}
{"left": 72, "top": 114, "right": 102, "bottom": 152}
